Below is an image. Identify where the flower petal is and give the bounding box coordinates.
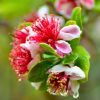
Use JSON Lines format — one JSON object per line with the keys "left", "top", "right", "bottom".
{"left": 55, "top": 40, "right": 72, "bottom": 55}
{"left": 59, "top": 25, "right": 81, "bottom": 40}
{"left": 55, "top": 0, "right": 78, "bottom": 18}
{"left": 80, "top": 0, "right": 94, "bottom": 9}
{"left": 65, "top": 66, "right": 85, "bottom": 80}
{"left": 27, "top": 54, "right": 41, "bottom": 69}
{"left": 69, "top": 80, "right": 80, "bottom": 98}
{"left": 20, "top": 42, "right": 41, "bottom": 58}
{"left": 48, "top": 64, "right": 68, "bottom": 73}
{"left": 31, "top": 82, "right": 42, "bottom": 90}
{"left": 37, "top": 5, "right": 49, "bottom": 17}
{"left": 49, "top": 65, "right": 85, "bottom": 80}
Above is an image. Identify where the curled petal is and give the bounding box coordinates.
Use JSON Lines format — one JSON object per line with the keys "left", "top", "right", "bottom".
{"left": 49, "top": 64, "right": 68, "bottom": 73}
{"left": 31, "top": 82, "right": 42, "bottom": 90}
{"left": 69, "top": 80, "right": 80, "bottom": 98}
{"left": 27, "top": 54, "right": 41, "bottom": 69}
{"left": 80, "top": 0, "right": 94, "bottom": 9}
{"left": 20, "top": 42, "right": 41, "bottom": 58}
{"left": 55, "top": 40, "right": 72, "bottom": 55}
{"left": 49, "top": 65, "right": 85, "bottom": 80}
{"left": 65, "top": 66, "right": 85, "bottom": 80}
{"left": 59, "top": 25, "right": 81, "bottom": 41}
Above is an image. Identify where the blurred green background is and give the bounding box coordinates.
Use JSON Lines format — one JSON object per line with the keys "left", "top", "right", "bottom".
{"left": 0, "top": 0, "right": 100, "bottom": 100}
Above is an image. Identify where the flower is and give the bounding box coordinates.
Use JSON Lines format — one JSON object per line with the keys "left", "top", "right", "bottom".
{"left": 30, "top": 15, "right": 81, "bottom": 57}
{"left": 47, "top": 64, "right": 85, "bottom": 98}
{"left": 80, "top": 0, "right": 94, "bottom": 9}
{"left": 10, "top": 15, "right": 81, "bottom": 79}
{"left": 55, "top": 0, "right": 94, "bottom": 18}
{"left": 9, "top": 45, "right": 32, "bottom": 80}
{"left": 55, "top": 0, "right": 79, "bottom": 18}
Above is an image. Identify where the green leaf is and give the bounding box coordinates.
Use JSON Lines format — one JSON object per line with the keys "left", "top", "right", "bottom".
{"left": 28, "top": 61, "right": 53, "bottom": 82}
{"left": 62, "top": 53, "right": 78, "bottom": 65}
{"left": 94, "top": 0, "right": 100, "bottom": 12}
{"left": 65, "top": 20, "right": 76, "bottom": 26}
{"left": 39, "top": 77, "right": 48, "bottom": 91}
{"left": 69, "top": 38, "right": 80, "bottom": 50}
{"left": 39, "top": 43, "right": 60, "bottom": 57}
{"left": 73, "top": 46, "right": 90, "bottom": 83}
{"left": 71, "top": 7, "right": 82, "bottom": 29}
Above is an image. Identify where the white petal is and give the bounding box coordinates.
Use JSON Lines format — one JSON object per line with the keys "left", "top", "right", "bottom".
{"left": 65, "top": 66, "right": 85, "bottom": 80}
{"left": 37, "top": 5, "right": 49, "bottom": 17}
{"left": 31, "top": 82, "right": 42, "bottom": 90}
{"left": 49, "top": 64, "right": 69, "bottom": 73}
{"left": 69, "top": 80, "right": 80, "bottom": 99}
{"left": 27, "top": 54, "right": 41, "bottom": 69}
{"left": 59, "top": 25, "right": 81, "bottom": 41}
{"left": 50, "top": 65, "right": 85, "bottom": 80}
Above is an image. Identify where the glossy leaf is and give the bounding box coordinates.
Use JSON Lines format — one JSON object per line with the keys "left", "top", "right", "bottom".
{"left": 71, "top": 7, "right": 82, "bottom": 29}
{"left": 73, "top": 46, "right": 90, "bottom": 83}
{"left": 62, "top": 53, "right": 78, "bottom": 65}
{"left": 69, "top": 38, "right": 80, "bottom": 50}
{"left": 28, "top": 60, "right": 53, "bottom": 82}
{"left": 39, "top": 43, "right": 59, "bottom": 57}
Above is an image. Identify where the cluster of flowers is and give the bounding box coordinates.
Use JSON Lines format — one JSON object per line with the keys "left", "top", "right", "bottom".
{"left": 9, "top": 14, "right": 86, "bottom": 98}
{"left": 55, "top": 0, "right": 94, "bottom": 18}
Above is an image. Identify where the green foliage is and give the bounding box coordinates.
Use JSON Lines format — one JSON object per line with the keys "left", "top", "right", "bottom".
{"left": 39, "top": 77, "right": 48, "bottom": 91}
{"left": 94, "top": 0, "right": 100, "bottom": 12}
{"left": 62, "top": 53, "right": 78, "bottom": 65}
{"left": 0, "top": 0, "right": 45, "bottom": 19}
{"left": 69, "top": 38, "right": 80, "bottom": 50}
{"left": 41, "top": 53, "right": 59, "bottom": 62}
{"left": 28, "top": 61, "right": 53, "bottom": 82}
{"left": 71, "top": 7, "right": 82, "bottom": 29}
{"left": 65, "top": 20, "right": 76, "bottom": 26}
{"left": 73, "top": 46, "right": 90, "bottom": 83}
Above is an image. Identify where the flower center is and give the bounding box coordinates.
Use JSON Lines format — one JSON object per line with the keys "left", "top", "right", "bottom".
{"left": 47, "top": 72, "right": 70, "bottom": 95}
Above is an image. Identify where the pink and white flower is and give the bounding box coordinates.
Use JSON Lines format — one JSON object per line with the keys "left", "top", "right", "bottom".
{"left": 55, "top": 0, "right": 94, "bottom": 18}
{"left": 47, "top": 64, "right": 85, "bottom": 98}
{"left": 30, "top": 15, "right": 81, "bottom": 57}
{"left": 10, "top": 15, "right": 81, "bottom": 79}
